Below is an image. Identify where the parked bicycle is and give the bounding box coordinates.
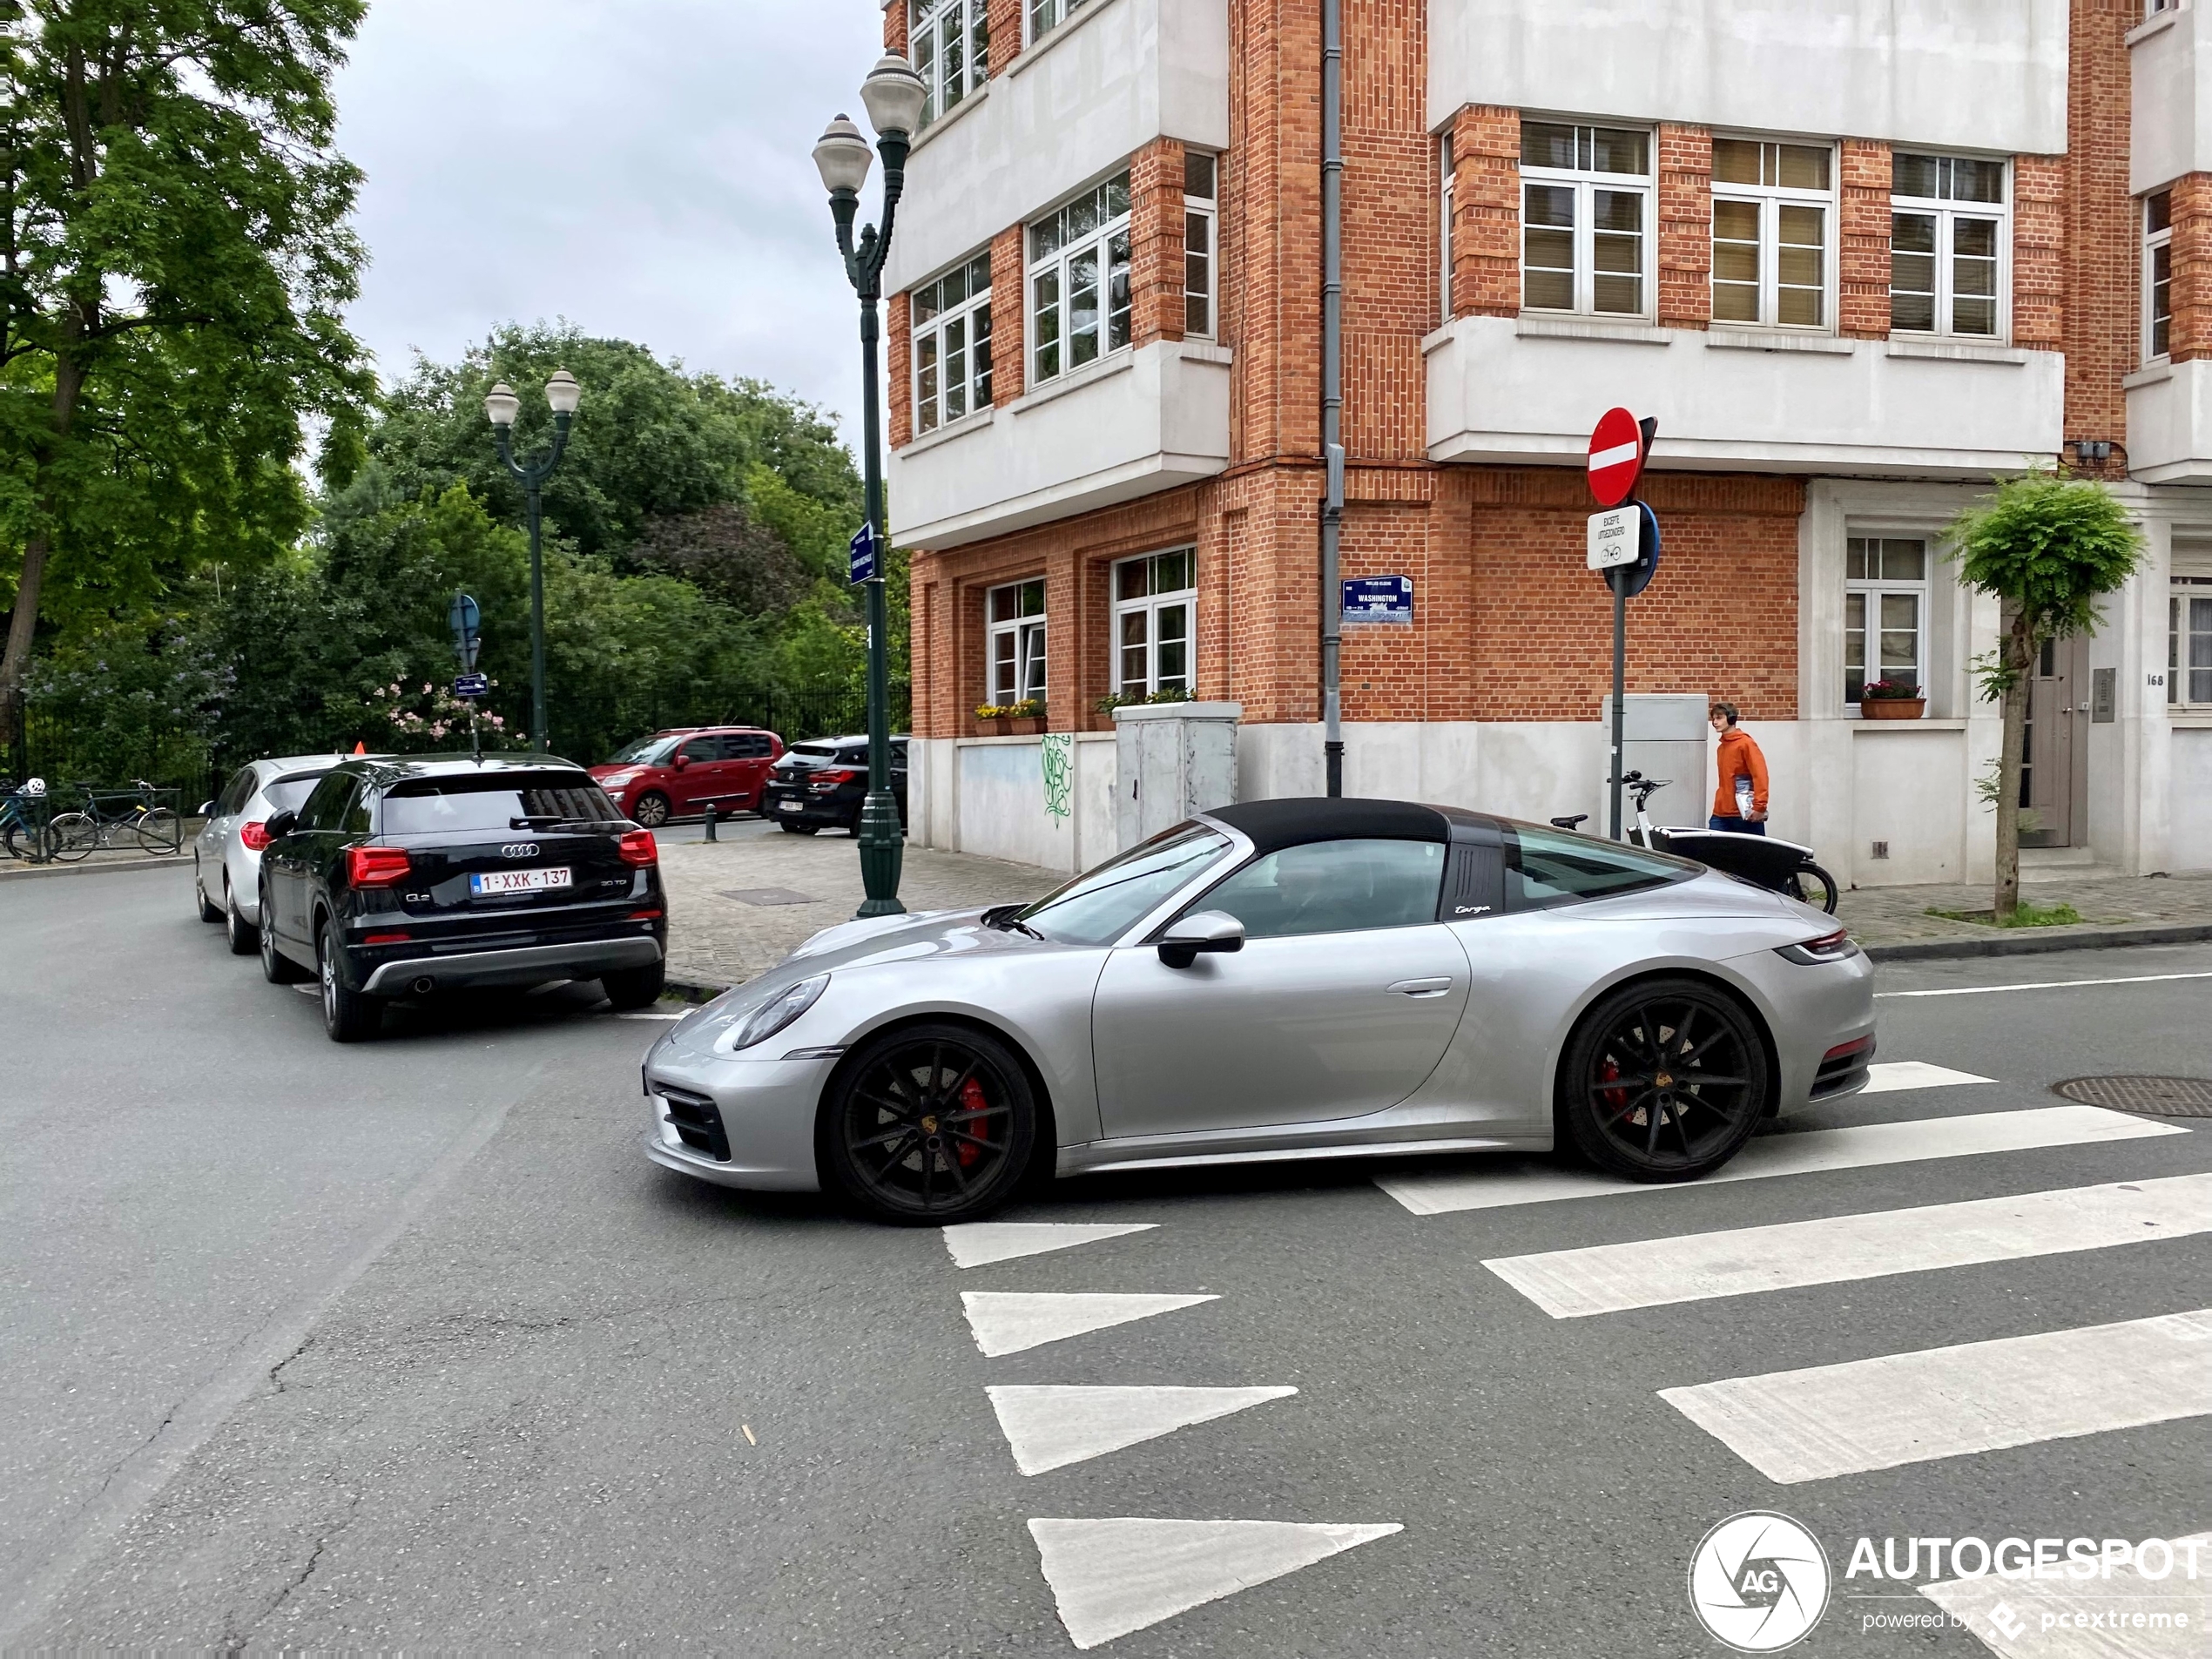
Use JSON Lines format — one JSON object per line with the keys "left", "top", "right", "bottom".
{"left": 42, "top": 780, "right": 184, "bottom": 862}
{"left": 0, "top": 778, "right": 54, "bottom": 861}
{"left": 1553, "top": 772, "right": 1839, "bottom": 914}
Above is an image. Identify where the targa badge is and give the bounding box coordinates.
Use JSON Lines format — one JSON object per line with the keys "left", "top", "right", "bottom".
{"left": 1689, "top": 1512, "right": 1831, "bottom": 1652}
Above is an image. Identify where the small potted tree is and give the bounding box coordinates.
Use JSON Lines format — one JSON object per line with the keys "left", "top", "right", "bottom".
{"left": 1858, "top": 678, "right": 1925, "bottom": 720}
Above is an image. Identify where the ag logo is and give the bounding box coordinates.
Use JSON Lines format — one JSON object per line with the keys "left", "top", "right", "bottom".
{"left": 1688, "top": 1511, "right": 1831, "bottom": 1652}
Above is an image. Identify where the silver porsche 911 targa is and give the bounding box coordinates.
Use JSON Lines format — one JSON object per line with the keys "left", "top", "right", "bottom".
{"left": 641, "top": 798, "right": 1876, "bottom": 1224}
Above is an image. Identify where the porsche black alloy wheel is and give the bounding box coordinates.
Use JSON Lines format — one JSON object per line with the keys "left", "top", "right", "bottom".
{"left": 821, "top": 1023, "right": 1036, "bottom": 1224}
{"left": 1560, "top": 978, "right": 1770, "bottom": 1181}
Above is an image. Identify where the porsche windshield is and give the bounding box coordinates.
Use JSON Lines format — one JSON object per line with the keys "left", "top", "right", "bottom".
{"left": 1014, "top": 823, "right": 1231, "bottom": 945}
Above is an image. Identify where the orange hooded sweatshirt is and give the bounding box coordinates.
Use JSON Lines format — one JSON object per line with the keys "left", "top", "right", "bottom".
{"left": 1712, "top": 725, "right": 1770, "bottom": 819}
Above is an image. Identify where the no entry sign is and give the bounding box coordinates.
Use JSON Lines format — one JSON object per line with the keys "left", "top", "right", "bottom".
{"left": 1587, "top": 407, "right": 1646, "bottom": 508}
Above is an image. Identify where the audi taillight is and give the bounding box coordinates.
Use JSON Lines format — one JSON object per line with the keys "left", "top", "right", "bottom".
{"left": 346, "top": 846, "right": 412, "bottom": 888}
{"left": 619, "top": 829, "right": 658, "bottom": 867}
{"left": 239, "top": 820, "right": 271, "bottom": 852}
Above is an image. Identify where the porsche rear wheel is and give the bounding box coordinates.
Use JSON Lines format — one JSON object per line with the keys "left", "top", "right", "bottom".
{"left": 1559, "top": 978, "right": 1770, "bottom": 1182}
{"left": 820, "top": 1023, "right": 1037, "bottom": 1224}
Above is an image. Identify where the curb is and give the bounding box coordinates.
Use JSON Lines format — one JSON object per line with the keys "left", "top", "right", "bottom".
{"left": 664, "top": 975, "right": 733, "bottom": 1004}
{"left": 1862, "top": 921, "right": 2212, "bottom": 963}
{"left": 0, "top": 855, "right": 184, "bottom": 881}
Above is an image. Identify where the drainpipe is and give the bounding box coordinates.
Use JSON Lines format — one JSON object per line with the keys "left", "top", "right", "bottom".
{"left": 1320, "top": 0, "right": 1345, "bottom": 798}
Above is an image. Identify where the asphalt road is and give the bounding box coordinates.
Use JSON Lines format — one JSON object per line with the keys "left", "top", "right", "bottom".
{"left": 4, "top": 866, "right": 2209, "bottom": 1656}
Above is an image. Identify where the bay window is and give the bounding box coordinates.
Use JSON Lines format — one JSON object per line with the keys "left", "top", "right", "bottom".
{"left": 1891, "top": 153, "right": 2008, "bottom": 339}
{"left": 2148, "top": 189, "right": 2174, "bottom": 362}
{"left": 988, "top": 579, "right": 1047, "bottom": 707}
{"left": 1520, "top": 122, "right": 1651, "bottom": 318}
{"left": 1028, "top": 172, "right": 1131, "bottom": 385}
{"left": 913, "top": 253, "right": 994, "bottom": 435}
{"left": 1028, "top": 0, "right": 1091, "bottom": 42}
{"left": 912, "top": 0, "right": 988, "bottom": 127}
{"left": 1112, "top": 550, "right": 1196, "bottom": 700}
{"left": 1711, "top": 138, "right": 1833, "bottom": 329}
{"left": 1184, "top": 152, "right": 1218, "bottom": 340}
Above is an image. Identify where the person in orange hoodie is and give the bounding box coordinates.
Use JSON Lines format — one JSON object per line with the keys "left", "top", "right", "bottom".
{"left": 1709, "top": 702, "right": 1769, "bottom": 835}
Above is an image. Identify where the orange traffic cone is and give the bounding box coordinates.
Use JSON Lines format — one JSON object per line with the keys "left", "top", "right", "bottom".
{"left": 353, "top": 740, "right": 366, "bottom": 754}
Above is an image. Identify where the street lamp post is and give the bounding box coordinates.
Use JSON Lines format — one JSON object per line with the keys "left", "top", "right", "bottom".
{"left": 484, "top": 370, "right": 581, "bottom": 754}
{"left": 816, "top": 56, "right": 927, "bottom": 921}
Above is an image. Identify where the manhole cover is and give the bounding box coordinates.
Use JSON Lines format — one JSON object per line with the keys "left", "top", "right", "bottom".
{"left": 722, "top": 887, "right": 819, "bottom": 907}
{"left": 2054, "top": 1076, "right": 2212, "bottom": 1117}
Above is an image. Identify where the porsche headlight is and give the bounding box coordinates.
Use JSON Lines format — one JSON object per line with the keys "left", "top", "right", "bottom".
{"left": 734, "top": 974, "right": 829, "bottom": 1050}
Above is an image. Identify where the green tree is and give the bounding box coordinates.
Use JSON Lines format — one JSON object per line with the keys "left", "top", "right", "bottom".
{"left": 1948, "top": 469, "right": 2144, "bottom": 917}
{"left": 0, "top": 0, "right": 372, "bottom": 733}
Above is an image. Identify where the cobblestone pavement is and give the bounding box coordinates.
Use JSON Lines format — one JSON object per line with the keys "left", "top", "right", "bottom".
{"left": 1837, "top": 868, "right": 2212, "bottom": 948}
{"left": 660, "top": 827, "right": 1061, "bottom": 989}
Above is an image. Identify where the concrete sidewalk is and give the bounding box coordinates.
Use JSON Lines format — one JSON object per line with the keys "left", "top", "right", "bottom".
{"left": 658, "top": 830, "right": 2212, "bottom": 992}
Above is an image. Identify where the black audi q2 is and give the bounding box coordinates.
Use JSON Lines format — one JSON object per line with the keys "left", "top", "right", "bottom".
{"left": 256, "top": 753, "right": 668, "bottom": 1042}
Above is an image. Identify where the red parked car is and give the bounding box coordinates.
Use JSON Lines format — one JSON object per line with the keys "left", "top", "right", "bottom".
{"left": 590, "top": 727, "right": 784, "bottom": 828}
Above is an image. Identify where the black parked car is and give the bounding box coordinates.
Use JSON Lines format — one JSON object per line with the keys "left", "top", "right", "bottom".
{"left": 760, "top": 735, "right": 908, "bottom": 835}
{"left": 256, "top": 754, "right": 668, "bottom": 1042}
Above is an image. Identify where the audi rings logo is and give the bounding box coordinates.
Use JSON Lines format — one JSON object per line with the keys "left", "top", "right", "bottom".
{"left": 501, "top": 843, "right": 538, "bottom": 859}
{"left": 1689, "top": 1512, "right": 1831, "bottom": 1652}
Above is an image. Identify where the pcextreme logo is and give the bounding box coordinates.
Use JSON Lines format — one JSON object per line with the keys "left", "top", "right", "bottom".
{"left": 1689, "top": 1511, "right": 1833, "bottom": 1652}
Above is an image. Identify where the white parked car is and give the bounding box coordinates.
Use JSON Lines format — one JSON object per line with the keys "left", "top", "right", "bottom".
{"left": 193, "top": 756, "right": 347, "bottom": 953}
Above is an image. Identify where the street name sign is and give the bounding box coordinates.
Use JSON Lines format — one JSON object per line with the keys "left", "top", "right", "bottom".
{"left": 848, "top": 523, "right": 879, "bottom": 585}
{"left": 1587, "top": 407, "right": 1646, "bottom": 508}
{"left": 454, "top": 672, "right": 489, "bottom": 699}
{"left": 1341, "top": 575, "right": 1413, "bottom": 624}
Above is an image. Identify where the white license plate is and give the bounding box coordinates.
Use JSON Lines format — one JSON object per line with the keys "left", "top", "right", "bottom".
{"left": 470, "top": 867, "right": 572, "bottom": 896}
{"left": 778, "top": 799, "right": 804, "bottom": 813}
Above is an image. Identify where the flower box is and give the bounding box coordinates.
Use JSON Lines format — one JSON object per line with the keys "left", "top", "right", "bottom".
{"left": 1008, "top": 716, "right": 1047, "bottom": 737}
{"left": 974, "top": 716, "right": 1010, "bottom": 736}
{"left": 1858, "top": 697, "right": 1926, "bottom": 720}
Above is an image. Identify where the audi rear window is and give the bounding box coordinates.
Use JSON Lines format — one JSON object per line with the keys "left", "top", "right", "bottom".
{"left": 377, "top": 773, "right": 621, "bottom": 836}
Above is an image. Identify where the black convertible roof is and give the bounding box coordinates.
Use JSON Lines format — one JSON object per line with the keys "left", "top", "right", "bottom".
{"left": 1205, "top": 797, "right": 1494, "bottom": 855}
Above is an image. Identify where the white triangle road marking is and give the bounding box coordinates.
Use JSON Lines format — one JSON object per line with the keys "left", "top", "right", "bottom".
{"left": 1376, "top": 1105, "right": 2184, "bottom": 1217}
{"left": 961, "top": 1291, "right": 1217, "bottom": 1358}
{"left": 1028, "top": 1517, "right": 1403, "bottom": 1649}
{"left": 942, "top": 1222, "right": 1159, "bottom": 1270}
{"left": 988, "top": 1385, "right": 1297, "bottom": 1475}
{"left": 1862, "top": 1060, "right": 1994, "bottom": 1093}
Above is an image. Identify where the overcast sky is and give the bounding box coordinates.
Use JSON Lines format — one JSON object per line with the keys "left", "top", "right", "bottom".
{"left": 334, "top": 0, "right": 885, "bottom": 455}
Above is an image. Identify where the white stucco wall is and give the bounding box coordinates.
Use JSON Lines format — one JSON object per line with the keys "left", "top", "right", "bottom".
{"left": 908, "top": 734, "right": 1118, "bottom": 874}
{"left": 2123, "top": 361, "right": 2212, "bottom": 486}
{"left": 885, "top": 0, "right": 1230, "bottom": 294}
{"left": 2131, "top": 3, "right": 2209, "bottom": 196}
{"left": 891, "top": 341, "right": 1231, "bottom": 549}
{"left": 1426, "top": 317, "right": 2064, "bottom": 476}
{"left": 1430, "top": 0, "right": 2068, "bottom": 154}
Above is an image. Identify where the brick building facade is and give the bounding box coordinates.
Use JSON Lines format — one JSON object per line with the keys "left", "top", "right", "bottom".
{"left": 878, "top": 0, "right": 2212, "bottom": 883}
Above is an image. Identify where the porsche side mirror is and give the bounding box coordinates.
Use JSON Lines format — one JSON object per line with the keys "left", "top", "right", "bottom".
{"left": 264, "top": 809, "right": 298, "bottom": 840}
{"left": 1157, "top": 910, "right": 1245, "bottom": 969}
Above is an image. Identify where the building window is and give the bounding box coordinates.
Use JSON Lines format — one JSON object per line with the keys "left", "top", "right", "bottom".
{"left": 1519, "top": 121, "right": 1652, "bottom": 318}
{"left": 988, "top": 579, "right": 1047, "bottom": 706}
{"left": 1028, "top": 171, "right": 1131, "bottom": 385}
{"left": 913, "top": 253, "right": 994, "bottom": 435}
{"left": 1711, "top": 138, "right": 1833, "bottom": 329}
{"left": 912, "top": 0, "right": 988, "bottom": 127}
{"left": 1845, "top": 537, "right": 1928, "bottom": 708}
{"left": 2175, "top": 550, "right": 2212, "bottom": 706}
{"left": 2148, "top": 190, "right": 2175, "bottom": 362}
{"left": 1891, "top": 153, "right": 2008, "bottom": 338}
{"left": 1112, "top": 549, "right": 1196, "bottom": 699}
{"left": 1028, "top": 0, "right": 1091, "bottom": 44}
{"left": 1184, "top": 152, "right": 1218, "bottom": 339}
{"left": 1440, "top": 132, "right": 1454, "bottom": 323}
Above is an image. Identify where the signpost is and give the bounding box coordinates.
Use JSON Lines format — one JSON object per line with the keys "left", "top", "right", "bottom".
{"left": 1341, "top": 576, "right": 1413, "bottom": 625}
{"left": 1586, "top": 409, "right": 1660, "bottom": 840}
{"left": 449, "top": 593, "right": 485, "bottom": 758}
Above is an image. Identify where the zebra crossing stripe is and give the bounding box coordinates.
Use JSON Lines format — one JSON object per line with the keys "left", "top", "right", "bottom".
{"left": 1660, "top": 1309, "right": 2212, "bottom": 1484}
{"left": 1486, "top": 1172, "right": 2212, "bottom": 1318}
{"left": 1376, "top": 1105, "right": 2183, "bottom": 1217}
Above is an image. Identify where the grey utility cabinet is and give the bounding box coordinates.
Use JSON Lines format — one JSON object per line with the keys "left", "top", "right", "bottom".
{"left": 1114, "top": 702, "right": 1241, "bottom": 850}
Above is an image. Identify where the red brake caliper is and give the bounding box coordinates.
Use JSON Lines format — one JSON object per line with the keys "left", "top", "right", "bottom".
{"left": 1599, "top": 1057, "right": 1629, "bottom": 1120}
{"left": 955, "top": 1076, "right": 989, "bottom": 1167}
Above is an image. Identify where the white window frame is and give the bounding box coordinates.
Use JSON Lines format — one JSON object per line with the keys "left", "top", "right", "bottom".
{"left": 1710, "top": 137, "right": 1837, "bottom": 332}
{"left": 1844, "top": 536, "right": 1932, "bottom": 712}
{"left": 1110, "top": 549, "right": 1197, "bottom": 700}
{"left": 911, "top": 253, "right": 994, "bottom": 437}
{"left": 1184, "top": 152, "right": 1218, "bottom": 341}
{"left": 911, "top": 0, "right": 989, "bottom": 128}
{"left": 2147, "top": 189, "right": 2175, "bottom": 364}
{"left": 986, "top": 579, "right": 1048, "bottom": 708}
{"left": 1440, "top": 132, "right": 1454, "bottom": 324}
{"left": 1890, "top": 152, "right": 2012, "bottom": 341}
{"left": 1027, "top": 171, "right": 1132, "bottom": 387}
{"left": 1518, "top": 120, "right": 1656, "bottom": 320}
{"left": 1027, "top": 0, "right": 1093, "bottom": 44}
{"left": 2173, "top": 549, "right": 2212, "bottom": 709}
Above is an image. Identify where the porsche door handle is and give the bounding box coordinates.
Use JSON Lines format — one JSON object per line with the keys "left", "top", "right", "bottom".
{"left": 1387, "top": 977, "right": 1453, "bottom": 997}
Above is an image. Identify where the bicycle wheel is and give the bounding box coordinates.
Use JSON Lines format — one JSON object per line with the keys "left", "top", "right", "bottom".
{"left": 1790, "top": 862, "right": 1841, "bottom": 915}
{"left": 134, "top": 808, "right": 181, "bottom": 854}
{"left": 44, "top": 813, "right": 97, "bottom": 862}
{"left": 0, "top": 818, "right": 25, "bottom": 860}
